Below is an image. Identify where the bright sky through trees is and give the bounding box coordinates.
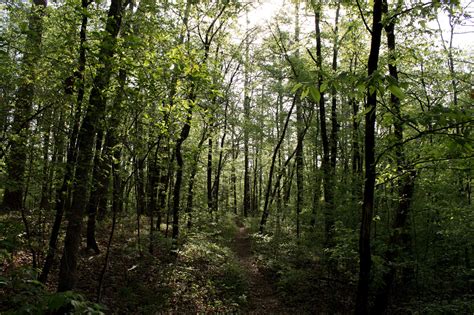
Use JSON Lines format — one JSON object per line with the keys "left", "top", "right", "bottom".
{"left": 243, "top": 0, "right": 473, "bottom": 50}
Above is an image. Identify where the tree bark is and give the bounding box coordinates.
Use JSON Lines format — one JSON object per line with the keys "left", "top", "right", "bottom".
{"left": 294, "top": 0, "right": 304, "bottom": 239}
{"left": 312, "top": 0, "right": 333, "bottom": 245}
{"left": 207, "top": 132, "right": 213, "bottom": 212}
{"left": 372, "top": 2, "right": 417, "bottom": 312}
{"left": 171, "top": 106, "right": 192, "bottom": 240}
{"left": 85, "top": 130, "right": 104, "bottom": 254}
{"left": 355, "top": 0, "right": 383, "bottom": 313}
{"left": 212, "top": 97, "right": 230, "bottom": 215}
{"left": 185, "top": 129, "right": 207, "bottom": 228}
{"left": 330, "top": 1, "right": 341, "bottom": 173}
{"left": 260, "top": 96, "right": 297, "bottom": 233}
{"left": 57, "top": 0, "right": 124, "bottom": 292}
{"left": 39, "top": 0, "right": 89, "bottom": 283}
{"left": 243, "top": 16, "right": 251, "bottom": 217}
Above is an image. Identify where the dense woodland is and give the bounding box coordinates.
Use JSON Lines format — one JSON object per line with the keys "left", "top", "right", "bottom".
{"left": 0, "top": 0, "right": 473, "bottom": 313}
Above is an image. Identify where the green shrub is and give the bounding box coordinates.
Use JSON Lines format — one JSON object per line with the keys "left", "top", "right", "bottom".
{"left": 0, "top": 267, "right": 104, "bottom": 314}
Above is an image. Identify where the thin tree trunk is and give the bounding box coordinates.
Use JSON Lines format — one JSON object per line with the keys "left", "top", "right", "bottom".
{"left": 294, "top": 0, "right": 304, "bottom": 239}
{"left": 312, "top": 0, "right": 333, "bottom": 245}
{"left": 86, "top": 130, "right": 104, "bottom": 254}
{"left": 171, "top": 105, "right": 193, "bottom": 240}
{"left": 39, "top": 110, "right": 52, "bottom": 211}
{"left": 330, "top": 2, "right": 340, "bottom": 171}
{"left": 171, "top": 1, "right": 227, "bottom": 239}
{"left": 372, "top": 2, "right": 417, "bottom": 311}
{"left": 96, "top": 142, "right": 122, "bottom": 302}
{"left": 147, "top": 144, "right": 159, "bottom": 238}
{"left": 310, "top": 108, "right": 320, "bottom": 227}
{"left": 355, "top": 0, "right": 383, "bottom": 313}
{"left": 39, "top": 0, "right": 88, "bottom": 283}
{"left": 212, "top": 98, "right": 229, "bottom": 215}
{"left": 57, "top": 0, "right": 124, "bottom": 292}
{"left": 231, "top": 130, "right": 238, "bottom": 215}
{"left": 207, "top": 130, "right": 213, "bottom": 213}
{"left": 185, "top": 129, "right": 207, "bottom": 228}
{"left": 243, "top": 15, "right": 251, "bottom": 217}
{"left": 260, "top": 96, "right": 297, "bottom": 233}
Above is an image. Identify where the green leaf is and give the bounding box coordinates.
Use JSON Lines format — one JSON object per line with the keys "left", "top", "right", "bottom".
{"left": 301, "top": 86, "right": 309, "bottom": 99}
{"left": 361, "top": 105, "right": 374, "bottom": 116}
{"left": 388, "top": 84, "right": 405, "bottom": 99}
{"left": 291, "top": 82, "right": 303, "bottom": 93}
{"left": 320, "top": 82, "right": 328, "bottom": 93}
{"left": 48, "top": 294, "right": 68, "bottom": 311}
{"left": 308, "top": 85, "right": 320, "bottom": 103}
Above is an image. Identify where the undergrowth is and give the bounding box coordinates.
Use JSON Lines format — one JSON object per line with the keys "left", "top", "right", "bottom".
{"left": 1, "top": 212, "right": 248, "bottom": 313}
{"left": 0, "top": 267, "right": 104, "bottom": 314}
{"left": 248, "top": 218, "right": 356, "bottom": 313}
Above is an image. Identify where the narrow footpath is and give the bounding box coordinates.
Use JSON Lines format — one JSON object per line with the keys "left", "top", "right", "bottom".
{"left": 233, "top": 222, "right": 291, "bottom": 314}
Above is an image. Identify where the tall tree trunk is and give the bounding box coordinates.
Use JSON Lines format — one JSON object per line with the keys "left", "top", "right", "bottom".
{"left": 85, "top": 130, "right": 104, "bottom": 254}
{"left": 147, "top": 144, "right": 159, "bottom": 229}
{"left": 212, "top": 97, "right": 230, "bottom": 215}
{"left": 350, "top": 56, "right": 363, "bottom": 204}
{"left": 243, "top": 11, "right": 251, "bottom": 217}
{"left": 39, "top": 109, "right": 53, "bottom": 211}
{"left": 95, "top": 64, "right": 126, "bottom": 300}
{"left": 96, "top": 138, "right": 122, "bottom": 302}
{"left": 156, "top": 149, "right": 169, "bottom": 232}
{"left": 355, "top": 0, "right": 383, "bottom": 313}
{"left": 252, "top": 144, "right": 259, "bottom": 216}
{"left": 166, "top": 0, "right": 193, "bottom": 239}
{"left": 312, "top": 0, "right": 333, "bottom": 245}
{"left": 372, "top": 2, "right": 417, "bottom": 312}
{"left": 231, "top": 128, "right": 238, "bottom": 215}
{"left": 243, "top": 98, "right": 251, "bottom": 217}
{"left": 171, "top": 105, "right": 193, "bottom": 240}
{"left": 207, "top": 131, "right": 213, "bottom": 213}
{"left": 310, "top": 108, "right": 321, "bottom": 227}
{"left": 294, "top": 0, "right": 304, "bottom": 239}
{"left": 87, "top": 68, "right": 127, "bottom": 254}
{"left": 2, "top": 0, "right": 47, "bottom": 211}
{"left": 57, "top": 0, "right": 124, "bottom": 292}
{"left": 171, "top": 0, "right": 228, "bottom": 238}
{"left": 260, "top": 96, "right": 297, "bottom": 233}
{"left": 330, "top": 1, "right": 340, "bottom": 174}
{"left": 39, "top": 0, "right": 89, "bottom": 283}
{"left": 185, "top": 129, "right": 207, "bottom": 228}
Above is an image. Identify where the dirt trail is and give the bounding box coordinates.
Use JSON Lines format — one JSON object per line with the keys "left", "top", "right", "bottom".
{"left": 233, "top": 223, "right": 290, "bottom": 314}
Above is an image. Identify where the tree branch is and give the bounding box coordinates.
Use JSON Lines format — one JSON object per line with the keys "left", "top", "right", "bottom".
{"left": 355, "top": 0, "right": 373, "bottom": 35}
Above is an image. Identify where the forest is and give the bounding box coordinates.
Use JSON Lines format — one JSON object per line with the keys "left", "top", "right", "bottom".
{"left": 0, "top": 0, "right": 473, "bottom": 313}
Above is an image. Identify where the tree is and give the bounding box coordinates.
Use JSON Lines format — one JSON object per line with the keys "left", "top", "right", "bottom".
{"left": 2, "top": 0, "right": 47, "bottom": 212}
{"left": 57, "top": 0, "right": 125, "bottom": 291}
{"left": 355, "top": 0, "right": 383, "bottom": 313}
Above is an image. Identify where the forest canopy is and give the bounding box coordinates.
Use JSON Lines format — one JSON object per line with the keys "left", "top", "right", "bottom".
{"left": 0, "top": 0, "right": 472, "bottom": 313}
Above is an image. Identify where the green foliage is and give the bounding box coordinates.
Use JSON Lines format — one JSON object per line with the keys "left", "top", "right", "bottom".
{"left": 0, "top": 267, "right": 105, "bottom": 314}
{"left": 250, "top": 229, "right": 353, "bottom": 312}
{"left": 0, "top": 217, "right": 24, "bottom": 262}
{"left": 323, "top": 221, "right": 359, "bottom": 280}
{"left": 1, "top": 0, "right": 472, "bottom": 313}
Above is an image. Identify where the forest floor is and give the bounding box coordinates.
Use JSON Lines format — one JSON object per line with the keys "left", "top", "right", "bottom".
{"left": 232, "top": 220, "right": 291, "bottom": 314}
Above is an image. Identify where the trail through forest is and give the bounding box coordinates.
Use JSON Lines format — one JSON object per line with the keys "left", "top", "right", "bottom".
{"left": 1, "top": 0, "right": 472, "bottom": 313}
{"left": 233, "top": 222, "right": 290, "bottom": 314}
